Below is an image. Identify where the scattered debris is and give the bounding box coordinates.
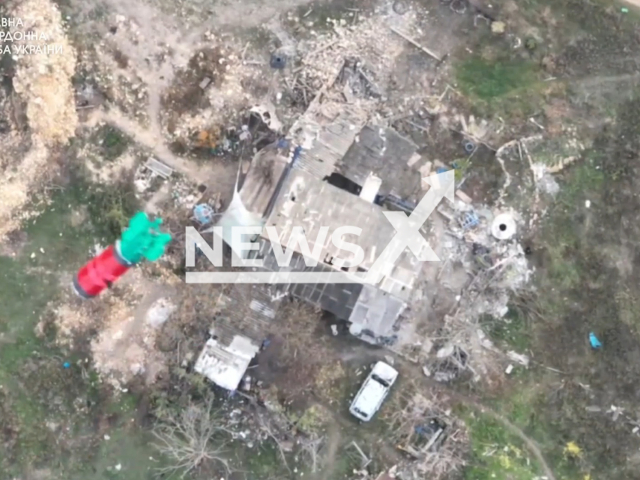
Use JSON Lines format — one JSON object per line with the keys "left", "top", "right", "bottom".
{"left": 193, "top": 203, "right": 217, "bottom": 225}
{"left": 507, "top": 351, "right": 530, "bottom": 368}
{"left": 389, "top": 27, "right": 442, "bottom": 62}
{"left": 491, "top": 21, "right": 506, "bottom": 34}
{"left": 393, "top": 1, "right": 410, "bottom": 15}
{"left": 384, "top": 388, "right": 468, "bottom": 480}
{"left": 198, "top": 77, "right": 212, "bottom": 90}
{"left": 589, "top": 332, "right": 602, "bottom": 350}
{"left": 455, "top": 190, "right": 473, "bottom": 205}
{"left": 249, "top": 104, "right": 283, "bottom": 133}
{"left": 144, "top": 157, "right": 174, "bottom": 179}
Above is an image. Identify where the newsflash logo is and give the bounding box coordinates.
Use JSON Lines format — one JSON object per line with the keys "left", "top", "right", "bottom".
{"left": 185, "top": 170, "right": 454, "bottom": 284}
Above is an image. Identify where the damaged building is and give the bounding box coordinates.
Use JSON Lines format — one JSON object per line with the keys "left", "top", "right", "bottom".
{"left": 195, "top": 97, "right": 427, "bottom": 390}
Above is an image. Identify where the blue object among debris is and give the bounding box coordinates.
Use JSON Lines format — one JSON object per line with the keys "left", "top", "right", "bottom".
{"left": 463, "top": 140, "right": 476, "bottom": 153}
{"left": 436, "top": 167, "right": 449, "bottom": 174}
{"left": 291, "top": 145, "right": 303, "bottom": 166}
{"left": 276, "top": 138, "right": 290, "bottom": 149}
{"left": 193, "top": 204, "right": 216, "bottom": 226}
{"left": 63, "top": 362, "right": 71, "bottom": 369}
{"left": 460, "top": 211, "right": 479, "bottom": 230}
{"left": 589, "top": 332, "right": 602, "bottom": 349}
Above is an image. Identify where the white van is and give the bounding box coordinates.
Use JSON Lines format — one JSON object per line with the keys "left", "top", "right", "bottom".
{"left": 349, "top": 361, "right": 399, "bottom": 422}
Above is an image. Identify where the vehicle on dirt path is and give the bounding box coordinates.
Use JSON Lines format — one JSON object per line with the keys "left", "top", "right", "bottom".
{"left": 349, "top": 361, "right": 398, "bottom": 422}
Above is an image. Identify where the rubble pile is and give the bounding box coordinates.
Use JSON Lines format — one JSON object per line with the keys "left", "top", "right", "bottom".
{"left": 425, "top": 195, "right": 533, "bottom": 382}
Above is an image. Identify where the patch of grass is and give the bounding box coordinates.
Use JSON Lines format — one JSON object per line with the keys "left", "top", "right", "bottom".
{"left": 556, "top": 159, "right": 605, "bottom": 208}
{"left": 92, "top": 125, "right": 131, "bottom": 161}
{"left": 456, "top": 54, "right": 544, "bottom": 120}
{"left": 482, "top": 308, "right": 531, "bottom": 352}
{"left": 18, "top": 165, "right": 140, "bottom": 272}
{"left": 70, "top": 427, "right": 158, "bottom": 480}
{"left": 0, "top": 163, "right": 150, "bottom": 478}
{"left": 243, "top": 442, "right": 289, "bottom": 479}
{"left": 463, "top": 409, "right": 545, "bottom": 480}
{"left": 486, "top": 380, "right": 588, "bottom": 480}
{"left": 85, "top": 182, "right": 139, "bottom": 242}
{"left": 290, "top": 404, "right": 330, "bottom": 435}
{"left": 0, "top": 257, "right": 58, "bottom": 369}
{"left": 457, "top": 56, "right": 538, "bottom": 101}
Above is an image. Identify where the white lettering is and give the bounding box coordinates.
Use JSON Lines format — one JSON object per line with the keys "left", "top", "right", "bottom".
{"left": 1, "top": 18, "right": 24, "bottom": 27}
{"left": 13, "top": 44, "right": 26, "bottom": 55}
{"left": 230, "top": 226, "right": 263, "bottom": 267}
{"left": 39, "top": 32, "right": 48, "bottom": 41}
{"left": 12, "top": 32, "right": 22, "bottom": 41}
{"left": 47, "top": 44, "right": 62, "bottom": 54}
{"left": 330, "top": 226, "right": 365, "bottom": 269}
{"left": 267, "top": 226, "right": 328, "bottom": 267}
{"left": 184, "top": 226, "right": 222, "bottom": 268}
{"left": 0, "top": 45, "right": 10, "bottom": 55}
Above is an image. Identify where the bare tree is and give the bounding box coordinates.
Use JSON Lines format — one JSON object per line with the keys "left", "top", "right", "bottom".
{"left": 152, "top": 396, "right": 232, "bottom": 478}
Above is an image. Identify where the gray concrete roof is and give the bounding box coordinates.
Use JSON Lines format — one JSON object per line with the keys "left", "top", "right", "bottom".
{"left": 338, "top": 125, "right": 420, "bottom": 198}
{"left": 262, "top": 169, "right": 420, "bottom": 300}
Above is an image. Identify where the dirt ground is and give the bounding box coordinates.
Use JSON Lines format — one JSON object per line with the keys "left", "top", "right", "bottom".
{"left": 3, "top": 0, "right": 640, "bottom": 479}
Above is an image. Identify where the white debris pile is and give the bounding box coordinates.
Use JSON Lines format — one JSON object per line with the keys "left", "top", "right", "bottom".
{"left": 428, "top": 198, "right": 533, "bottom": 382}
{"left": 171, "top": 178, "right": 203, "bottom": 209}
{"left": 145, "top": 297, "right": 177, "bottom": 328}
{"left": 295, "top": 13, "right": 416, "bottom": 97}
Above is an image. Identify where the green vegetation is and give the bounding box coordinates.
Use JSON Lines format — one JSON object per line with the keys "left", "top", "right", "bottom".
{"left": 455, "top": 54, "right": 544, "bottom": 119}
{"left": 464, "top": 410, "right": 545, "bottom": 480}
{"left": 92, "top": 125, "right": 131, "bottom": 161}
{"left": 482, "top": 308, "right": 531, "bottom": 352}
{"left": 456, "top": 56, "right": 537, "bottom": 101}
{"left": 0, "top": 165, "right": 151, "bottom": 479}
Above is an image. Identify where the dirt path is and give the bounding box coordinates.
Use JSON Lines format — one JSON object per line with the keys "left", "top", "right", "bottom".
{"left": 409, "top": 363, "right": 558, "bottom": 480}
{"left": 89, "top": 108, "right": 237, "bottom": 202}
{"left": 464, "top": 400, "right": 557, "bottom": 480}
{"left": 316, "top": 425, "right": 342, "bottom": 480}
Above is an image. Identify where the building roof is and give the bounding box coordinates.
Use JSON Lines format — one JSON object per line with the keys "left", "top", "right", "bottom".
{"left": 262, "top": 168, "right": 421, "bottom": 300}
{"left": 348, "top": 284, "right": 405, "bottom": 343}
{"left": 264, "top": 168, "right": 394, "bottom": 269}
{"left": 195, "top": 283, "right": 284, "bottom": 390}
{"left": 194, "top": 336, "right": 259, "bottom": 391}
{"left": 238, "top": 148, "right": 290, "bottom": 217}
{"left": 289, "top": 102, "right": 366, "bottom": 180}
{"left": 338, "top": 125, "right": 420, "bottom": 198}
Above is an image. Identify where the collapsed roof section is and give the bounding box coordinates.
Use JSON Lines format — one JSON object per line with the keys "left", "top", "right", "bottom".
{"left": 338, "top": 125, "right": 420, "bottom": 200}
{"left": 264, "top": 169, "right": 421, "bottom": 300}
{"left": 194, "top": 283, "right": 284, "bottom": 391}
